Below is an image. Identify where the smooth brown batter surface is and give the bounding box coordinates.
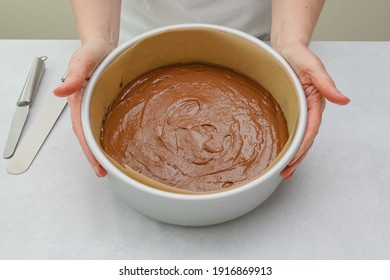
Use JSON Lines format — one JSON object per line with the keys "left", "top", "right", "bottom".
{"left": 101, "top": 63, "right": 288, "bottom": 192}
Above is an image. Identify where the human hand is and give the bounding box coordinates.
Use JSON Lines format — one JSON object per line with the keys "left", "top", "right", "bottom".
{"left": 277, "top": 43, "right": 350, "bottom": 179}
{"left": 54, "top": 39, "right": 115, "bottom": 177}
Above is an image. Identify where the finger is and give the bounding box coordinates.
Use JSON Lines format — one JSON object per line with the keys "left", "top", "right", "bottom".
{"left": 281, "top": 145, "right": 311, "bottom": 179}
{"left": 310, "top": 60, "right": 350, "bottom": 105}
{"left": 53, "top": 49, "right": 96, "bottom": 97}
{"left": 54, "top": 73, "right": 89, "bottom": 97}
{"left": 67, "top": 91, "right": 107, "bottom": 177}
{"left": 288, "top": 88, "right": 325, "bottom": 167}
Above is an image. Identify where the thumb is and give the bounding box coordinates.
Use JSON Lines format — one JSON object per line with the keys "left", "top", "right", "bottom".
{"left": 53, "top": 49, "right": 96, "bottom": 97}
{"left": 310, "top": 60, "right": 350, "bottom": 105}
{"left": 54, "top": 71, "right": 87, "bottom": 97}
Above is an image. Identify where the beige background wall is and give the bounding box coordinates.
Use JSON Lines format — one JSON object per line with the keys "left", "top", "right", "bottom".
{"left": 1, "top": 0, "right": 389, "bottom": 40}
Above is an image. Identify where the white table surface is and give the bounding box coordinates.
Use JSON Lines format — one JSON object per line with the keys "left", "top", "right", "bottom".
{"left": 0, "top": 40, "right": 389, "bottom": 260}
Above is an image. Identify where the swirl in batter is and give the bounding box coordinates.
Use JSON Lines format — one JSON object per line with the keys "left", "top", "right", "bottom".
{"left": 101, "top": 63, "right": 288, "bottom": 192}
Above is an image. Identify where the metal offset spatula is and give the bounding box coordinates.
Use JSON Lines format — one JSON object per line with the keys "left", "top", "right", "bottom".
{"left": 3, "top": 56, "right": 47, "bottom": 159}
{"left": 6, "top": 70, "right": 68, "bottom": 175}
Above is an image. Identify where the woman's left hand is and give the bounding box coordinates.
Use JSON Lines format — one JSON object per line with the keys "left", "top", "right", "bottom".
{"left": 277, "top": 43, "right": 350, "bottom": 179}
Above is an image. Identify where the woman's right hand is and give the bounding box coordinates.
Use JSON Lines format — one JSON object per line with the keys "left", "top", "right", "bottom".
{"left": 54, "top": 38, "right": 115, "bottom": 177}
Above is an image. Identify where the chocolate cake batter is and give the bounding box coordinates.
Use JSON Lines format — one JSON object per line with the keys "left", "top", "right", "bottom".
{"left": 101, "top": 63, "right": 288, "bottom": 192}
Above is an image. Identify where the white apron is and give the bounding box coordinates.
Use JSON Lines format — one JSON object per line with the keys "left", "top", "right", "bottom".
{"left": 119, "top": 0, "right": 272, "bottom": 43}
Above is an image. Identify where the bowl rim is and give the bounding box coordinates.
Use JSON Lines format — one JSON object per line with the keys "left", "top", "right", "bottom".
{"left": 81, "top": 23, "right": 307, "bottom": 201}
